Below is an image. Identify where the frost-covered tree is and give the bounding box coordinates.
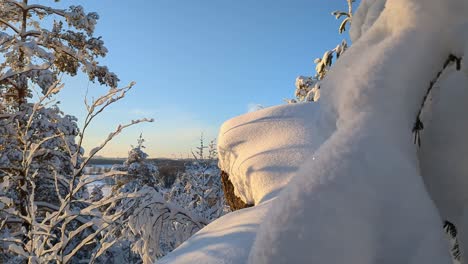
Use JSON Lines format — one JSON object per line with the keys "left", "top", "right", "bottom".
{"left": 109, "top": 138, "right": 208, "bottom": 263}
{"left": 0, "top": 100, "right": 80, "bottom": 215}
{"left": 116, "top": 186, "right": 208, "bottom": 263}
{"left": 90, "top": 184, "right": 104, "bottom": 202}
{"left": 0, "top": 0, "right": 118, "bottom": 107}
{"left": 112, "top": 134, "right": 159, "bottom": 190}
{"left": 0, "top": 0, "right": 121, "bottom": 240}
{"left": 0, "top": 81, "right": 152, "bottom": 263}
{"left": 166, "top": 136, "right": 228, "bottom": 221}
{"left": 292, "top": 0, "right": 354, "bottom": 103}
{"left": 0, "top": 1, "right": 163, "bottom": 263}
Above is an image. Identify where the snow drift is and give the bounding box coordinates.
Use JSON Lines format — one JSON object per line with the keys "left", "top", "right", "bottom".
{"left": 161, "top": 0, "right": 468, "bottom": 263}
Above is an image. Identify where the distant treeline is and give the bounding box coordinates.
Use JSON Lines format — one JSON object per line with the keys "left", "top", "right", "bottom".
{"left": 88, "top": 158, "right": 216, "bottom": 166}
{"left": 86, "top": 158, "right": 218, "bottom": 188}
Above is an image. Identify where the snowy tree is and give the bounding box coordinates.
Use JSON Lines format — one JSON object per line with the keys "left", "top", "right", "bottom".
{"left": 166, "top": 136, "right": 228, "bottom": 221}
{"left": 109, "top": 138, "right": 208, "bottom": 263}
{"left": 294, "top": 75, "right": 320, "bottom": 102}
{"left": 0, "top": 80, "right": 152, "bottom": 263}
{"left": 0, "top": 3, "right": 149, "bottom": 262}
{"left": 112, "top": 134, "right": 159, "bottom": 190}
{"left": 0, "top": 0, "right": 118, "bottom": 107}
{"left": 117, "top": 186, "right": 208, "bottom": 263}
{"left": 0, "top": 1, "right": 123, "bottom": 254}
{"left": 0, "top": 99, "right": 81, "bottom": 217}
{"left": 90, "top": 184, "right": 104, "bottom": 202}
{"left": 292, "top": 0, "right": 354, "bottom": 103}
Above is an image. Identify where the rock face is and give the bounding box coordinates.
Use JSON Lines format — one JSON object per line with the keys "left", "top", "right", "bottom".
{"left": 221, "top": 170, "right": 253, "bottom": 210}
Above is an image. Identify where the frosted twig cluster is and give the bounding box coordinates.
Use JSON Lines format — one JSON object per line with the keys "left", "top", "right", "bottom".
{"left": 0, "top": 81, "right": 153, "bottom": 263}
{"left": 291, "top": 0, "right": 354, "bottom": 103}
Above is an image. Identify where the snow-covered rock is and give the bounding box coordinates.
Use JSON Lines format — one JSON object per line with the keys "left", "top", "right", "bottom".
{"left": 161, "top": 102, "right": 334, "bottom": 263}
{"left": 217, "top": 102, "right": 334, "bottom": 205}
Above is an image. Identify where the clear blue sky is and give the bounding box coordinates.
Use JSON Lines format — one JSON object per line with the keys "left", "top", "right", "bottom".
{"left": 56, "top": 0, "right": 354, "bottom": 158}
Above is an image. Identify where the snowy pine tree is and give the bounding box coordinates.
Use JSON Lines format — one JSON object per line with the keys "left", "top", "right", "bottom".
{"left": 166, "top": 136, "right": 229, "bottom": 222}
{"left": 112, "top": 134, "right": 159, "bottom": 191}
{"left": 109, "top": 137, "right": 208, "bottom": 263}
{"left": 0, "top": 0, "right": 118, "bottom": 107}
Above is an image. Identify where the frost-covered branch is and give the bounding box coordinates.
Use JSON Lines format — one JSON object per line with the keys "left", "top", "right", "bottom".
{"left": 77, "top": 82, "right": 136, "bottom": 159}
{"left": 291, "top": 0, "right": 354, "bottom": 103}
{"left": 332, "top": 0, "right": 355, "bottom": 33}
{"left": 0, "top": 17, "right": 20, "bottom": 33}
{"left": 117, "top": 186, "right": 208, "bottom": 262}
{"left": 0, "top": 72, "right": 152, "bottom": 264}
{"left": 78, "top": 118, "right": 154, "bottom": 178}
{"left": 0, "top": 63, "right": 52, "bottom": 83}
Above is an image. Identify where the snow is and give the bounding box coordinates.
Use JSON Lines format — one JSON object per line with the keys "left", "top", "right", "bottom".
{"left": 159, "top": 199, "right": 271, "bottom": 264}
{"left": 161, "top": 0, "right": 468, "bottom": 263}
{"left": 217, "top": 102, "right": 334, "bottom": 205}
{"left": 349, "top": 0, "right": 386, "bottom": 43}
{"left": 418, "top": 69, "right": 468, "bottom": 260}
{"left": 250, "top": 0, "right": 468, "bottom": 263}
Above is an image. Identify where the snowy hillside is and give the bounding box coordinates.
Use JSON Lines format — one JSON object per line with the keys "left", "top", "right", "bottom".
{"left": 161, "top": 0, "right": 468, "bottom": 263}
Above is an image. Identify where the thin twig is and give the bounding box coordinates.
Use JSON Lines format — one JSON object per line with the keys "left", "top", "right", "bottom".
{"left": 412, "top": 54, "right": 462, "bottom": 146}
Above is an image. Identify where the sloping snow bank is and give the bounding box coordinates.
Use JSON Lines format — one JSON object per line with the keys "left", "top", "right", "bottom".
{"left": 249, "top": 0, "right": 468, "bottom": 263}
{"left": 217, "top": 102, "right": 334, "bottom": 205}
{"left": 158, "top": 199, "right": 272, "bottom": 264}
